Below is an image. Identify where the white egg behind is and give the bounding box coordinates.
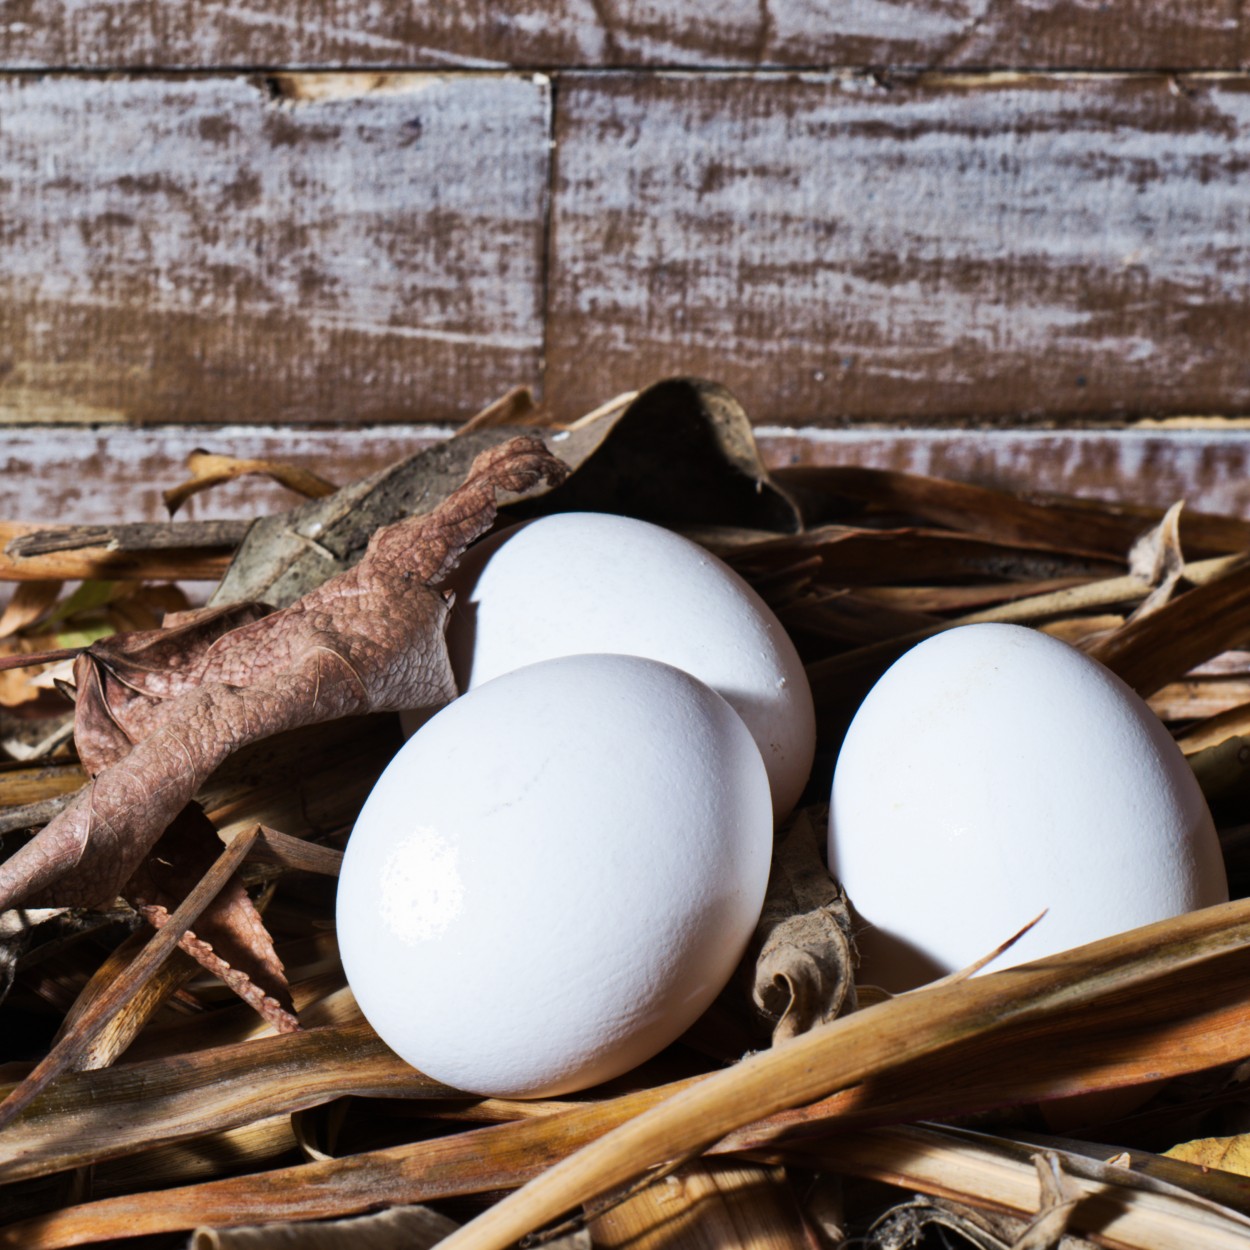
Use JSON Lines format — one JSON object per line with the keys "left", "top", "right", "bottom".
{"left": 405, "top": 512, "right": 815, "bottom": 821}
{"left": 341, "top": 653, "right": 774, "bottom": 1098}
{"left": 829, "top": 623, "right": 1228, "bottom": 992}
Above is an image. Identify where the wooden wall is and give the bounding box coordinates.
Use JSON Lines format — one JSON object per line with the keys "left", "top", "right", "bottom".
{"left": 2, "top": 3, "right": 1250, "bottom": 518}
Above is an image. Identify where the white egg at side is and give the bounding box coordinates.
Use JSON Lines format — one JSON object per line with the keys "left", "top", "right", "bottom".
{"left": 340, "top": 653, "right": 774, "bottom": 1099}
{"left": 402, "top": 511, "right": 816, "bottom": 822}
{"left": 828, "top": 622, "right": 1228, "bottom": 992}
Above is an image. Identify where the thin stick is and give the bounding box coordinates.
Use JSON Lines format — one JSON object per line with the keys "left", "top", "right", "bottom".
{"left": 252, "top": 826, "right": 343, "bottom": 877}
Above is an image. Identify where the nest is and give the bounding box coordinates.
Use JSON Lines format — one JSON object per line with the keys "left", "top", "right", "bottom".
{"left": 3, "top": 378, "right": 1250, "bottom": 1250}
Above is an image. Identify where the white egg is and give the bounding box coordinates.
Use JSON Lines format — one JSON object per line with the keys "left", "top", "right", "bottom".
{"left": 828, "top": 623, "right": 1228, "bottom": 992}
{"left": 404, "top": 512, "right": 815, "bottom": 821}
{"left": 340, "top": 653, "right": 774, "bottom": 1098}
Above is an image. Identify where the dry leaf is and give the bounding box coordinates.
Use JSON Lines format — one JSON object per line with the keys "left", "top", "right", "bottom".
{"left": 751, "top": 805, "right": 857, "bottom": 1043}
{"left": 211, "top": 378, "right": 797, "bottom": 611}
{"left": 774, "top": 464, "right": 1250, "bottom": 560}
{"left": 164, "top": 451, "right": 339, "bottom": 517}
{"left": 1164, "top": 1136, "right": 1250, "bottom": 1178}
{"left": 0, "top": 436, "right": 567, "bottom": 916}
{"left": 0, "top": 581, "right": 63, "bottom": 641}
{"left": 1091, "top": 559, "right": 1250, "bottom": 696}
{"left": 1126, "top": 501, "right": 1186, "bottom": 621}
{"left": 125, "top": 806, "right": 297, "bottom": 1034}
{"left": 1009, "top": 1153, "right": 1082, "bottom": 1249}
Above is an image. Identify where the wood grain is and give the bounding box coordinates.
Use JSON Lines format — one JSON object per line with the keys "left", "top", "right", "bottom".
{"left": 1, "top": 1, "right": 1245, "bottom": 70}
{"left": 547, "top": 72, "right": 1250, "bottom": 427}
{"left": 1, "top": 425, "right": 1249, "bottom": 528}
{"left": 0, "top": 73, "right": 549, "bottom": 425}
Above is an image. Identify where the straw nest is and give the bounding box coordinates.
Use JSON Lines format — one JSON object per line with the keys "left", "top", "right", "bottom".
{"left": 3, "top": 379, "right": 1250, "bottom": 1250}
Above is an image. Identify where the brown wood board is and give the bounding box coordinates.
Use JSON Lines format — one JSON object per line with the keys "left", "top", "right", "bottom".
{"left": 547, "top": 72, "right": 1250, "bottom": 427}
{"left": 2, "top": 425, "right": 1250, "bottom": 528}
{"left": 2, "top": 2, "right": 1247, "bottom": 70}
{"left": 0, "top": 73, "right": 549, "bottom": 426}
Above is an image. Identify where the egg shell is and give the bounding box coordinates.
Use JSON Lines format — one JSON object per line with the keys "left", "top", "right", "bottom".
{"left": 407, "top": 511, "right": 815, "bottom": 821}
{"left": 339, "top": 652, "right": 774, "bottom": 1098}
{"left": 828, "top": 622, "right": 1228, "bottom": 992}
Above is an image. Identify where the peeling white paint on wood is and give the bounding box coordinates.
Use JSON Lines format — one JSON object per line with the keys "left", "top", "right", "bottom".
{"left": 547, "top": 72, "right": 1250, "bottom": 426}
{"left": 1, "top": 1, "right": 1244, "bottom": 69}
{"left": 0, "top": 424, "right": 450, "bottom": 524}
{"left": 760, "top": 425, "right": 1250, "bottom": 519}
{"left": 0, "top": 73, "right": 550, "bottom": 424}
{"left": 2, "top": 424, "right": 1249, "bottom": 526}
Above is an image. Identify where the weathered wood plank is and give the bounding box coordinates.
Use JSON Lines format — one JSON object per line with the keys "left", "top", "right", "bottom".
{"left": 1, "top": 424, "right": 1248, "bottom": 527}
{"left": 0, "top": 2, "right": 1245, "bottom": 70}
{"left": 547, "top": 72, "right": 1250, "bottom": 427}
{"left": 0, "top": 73, "right": 548, "bottom": 424}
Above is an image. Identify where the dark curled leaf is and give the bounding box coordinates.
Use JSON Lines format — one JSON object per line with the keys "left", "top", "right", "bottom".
{"left": 751, "top": 805, "right": 857, "bottom": 1044}
{"left": 210, "top": 377, "right": 798, "bottom": 612}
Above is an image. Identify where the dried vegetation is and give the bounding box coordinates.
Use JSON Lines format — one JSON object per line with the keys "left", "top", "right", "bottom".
{"left": 4, "top": 379, "right": 1250, "bottom": 1250}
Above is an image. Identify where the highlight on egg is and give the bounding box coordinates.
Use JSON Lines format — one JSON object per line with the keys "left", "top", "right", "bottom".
{"left": 828, "top": 622, "right": 1229, "bottom": 993}
{"left": 339, "top": 652, "right": 775, "bottom": 1099}
{"left": 403, "top": 511, "right": 816, "bottom": 822}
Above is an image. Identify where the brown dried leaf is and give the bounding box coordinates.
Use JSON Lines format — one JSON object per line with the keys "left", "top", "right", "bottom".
{"left": 776, "top": 463, "right": 1250, "bottom": 560}
{"left": 0, "top": 435, "right": 567, "bottom": 913}
{"left": 1091, "top": 558, "right": 1250, "bottom": 696}
{"left": 71, "top": 602, "right": 273, "bottom": 774}
{"left": 0, "top": 581, "right": 63, "bottom": 641}
{"left": 721, "top": 524, "right": 1121, "bottom": 589}
{"left": 454, "top": 383, "right": 547, "bottom": 435}
{"left": 1126, "top": 501, "right": 1186, "bottom": 622}
{"left": 1009, "top": 1153, "right": 1082, "bottom": 1250}
{"left": 165, "top": 451, "right": 339, "bottom": 517}
{"left": 751, "top": 805, "right": 856, "bottom": 1044}
{"left": 125, "top": 806, "right": 297, "bottom": 1033}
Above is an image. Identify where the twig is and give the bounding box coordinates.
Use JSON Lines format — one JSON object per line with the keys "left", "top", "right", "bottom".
{"left": 0, "top": 826, "right": 259, "bottom": 1132}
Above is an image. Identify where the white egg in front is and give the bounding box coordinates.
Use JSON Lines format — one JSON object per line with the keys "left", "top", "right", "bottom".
{"left": 340, "top": 653, "right": 774, "bottom": 1098}
{"left": 405, "top": 512, "right": 815, "bottom": 821}
{"left": 828, "top": 623, "right": 1228, "bottom": 992}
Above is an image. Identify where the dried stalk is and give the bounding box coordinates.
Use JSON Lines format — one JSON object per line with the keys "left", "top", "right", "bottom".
{"left": 774, "top": 1124, "right": 1250, "bottom": 1250}
{"left": 50, "top": 925, "right": 200, "bottom": 1071}
{"left": 590, "top": 1161, "right": 813, "bottom": 1250}
{"left": 0, "top": 826, "right": 259, "bottom": 1131}
{"left": 8, "top": 902, "right": 1250, "bottom": 1247}
{"left": 438, "top": 899, "right": 1250, "bottom": 1250}
{"left": 5, "top": 520, "right": 250, "bottom": 559}
{"left": 0, "top": 521, "right": 232, "bottom": 581}
{"left": 0, "top": 1020, "right": 451, "bottom": 1183}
